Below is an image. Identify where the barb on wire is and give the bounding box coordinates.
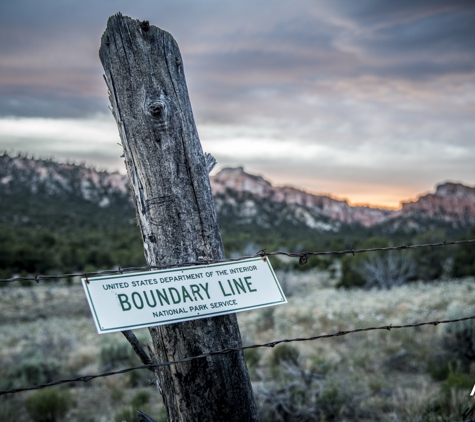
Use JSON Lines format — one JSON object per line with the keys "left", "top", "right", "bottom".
{"left": 1, "top": 313, "right": 474, "bottom": 396}
{"left": 1, "top": 238, "right": 474, "bottom": 283}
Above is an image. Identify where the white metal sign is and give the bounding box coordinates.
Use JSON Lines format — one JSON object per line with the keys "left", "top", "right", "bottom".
{"left": 82, "top": 257, "right": 286, "bottom": 334}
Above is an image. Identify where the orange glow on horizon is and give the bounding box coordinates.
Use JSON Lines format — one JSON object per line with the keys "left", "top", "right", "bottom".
{"left": 263, "top": 173, "right": 427, "bottom": 211}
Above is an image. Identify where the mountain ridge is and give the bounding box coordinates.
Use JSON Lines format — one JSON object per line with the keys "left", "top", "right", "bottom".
{"left": 210, "top": 167, "right": 392, "bottom": 227}
{"left": 1, "top": 153, "right": 474, "bottom": 233}
{"left": 210, "top": 166, "right": 475, "bottom": 231}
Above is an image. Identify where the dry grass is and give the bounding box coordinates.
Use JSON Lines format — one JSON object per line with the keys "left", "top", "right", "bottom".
{"left": 0, "top": 273, "right": 474, "bottom": 421}
{"left": 238, "top": 273, "right": 475, "bottom": 421}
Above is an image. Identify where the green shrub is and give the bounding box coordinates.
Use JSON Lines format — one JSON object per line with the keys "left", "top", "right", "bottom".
{"left": 442, "top": 362, "right": 475, "bottom": 394}
{"left": 256, "top": 355, "right": 360, "bottom": 421}
{"left": 444, "top": 308, "right": 475, "bottom": 366}
{"left": 0, "top": 396, "right": 21, "bottom": 422}
{"left": 271, "top": 344, "right": 299, "bottom": 366}
{"left": 114, "top": 406, "right": 139, "bottom": 422}
{"left": 25, "top": 388, "right": 72, "bottom": 422}
{"left": 109, "top": 385, "right": 125, "bottom": 404}
{"left": 452, "top": 226, "right": 475, "bottom": 277}
{"left": 255, "top": 307, "right": 275, "bottom": 331}
{"left": 337, "top": 237, "right": 390, "bottom": 288}
{"left": 156, "top": 406, "right": 169, "bottom": 422}
{"left": 317, "top": 381, "right": 348, "bottom": 419}
{"left": 427, "top": 359, "right": 453, "bottom": 381}
{"left": 130, "top": 390, "right": 151, "bottom": 409}
{"left": 9, "top": 357, "right": 61, "bottom": 389}
{"left": 244, "top": 348, "right": 261, "bottom": 369}
{"left": 423, "top": 362, "right": 475, "bottom": 420}
{"left": 100, "top": 341, "right": 138, "bottom": 370}
{"left": 338, "top": 255, "right": 366, "bottom": 288}
{"left": 412, "top": 229, "right": 450, "bottom": 280}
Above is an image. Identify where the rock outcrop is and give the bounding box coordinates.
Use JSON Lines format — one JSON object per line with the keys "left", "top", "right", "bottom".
{"left": 2, "top": 154, "right": 474, "bottom": 232}
{"left": 0, "top": 153, "right": 129, "bottom": 207}
{"left": 211, "top": 167, "right": 391, "bottom": 227}
{"left": 398, "top": 182, "right": 475, "bottom": 228}
{"left": 210, "top": 167, "right": 475, "bottom": 230}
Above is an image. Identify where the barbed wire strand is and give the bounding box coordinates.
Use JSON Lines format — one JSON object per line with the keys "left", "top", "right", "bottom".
{"left": 1, "top": 313, "right": 474, "bottom": 396}
{"left": 2, "top": 238, "right": 474, "bottom": 283}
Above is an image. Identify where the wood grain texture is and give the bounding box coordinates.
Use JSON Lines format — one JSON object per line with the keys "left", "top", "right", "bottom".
{"left": 99, "top": 13, "right": 258, "bottom": 422}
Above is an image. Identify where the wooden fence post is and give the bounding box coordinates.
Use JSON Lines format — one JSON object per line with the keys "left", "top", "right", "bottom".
{"left": 99, "top": 13, "right": 259, "bottom": 421}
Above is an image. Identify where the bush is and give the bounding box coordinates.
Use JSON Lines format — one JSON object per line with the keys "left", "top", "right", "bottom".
{"left": 444, "top": 308, "right": 475, "bottom": 366}
{"left": 25, "top": 388, "right": 72, "bottom": 422}
{"left": 412, "top": 229, "right": 450, "bottom": 280}
{"left": 8, "top": 357, "right": 61, "bottom": 389}
{"left": 100, "top": 341, "right": 138, "bottom": 370}
{"left": 256, "top": 356, "right": 360, "bottom": 421}
{"left": 442, "top": 362, "right": 475, "bottom": 395}
{"left": 130, "top": 390, "right": 151, "bottom": 409}
{"left": 256, "top": 307, "right": 275, "bottom": 331}
{"left": 114, "top": 407, "right": 138, "bottom": 422}
{"left": 354, "top": 250, "right": 415, "bottom": 289}
{"left": 244, "top": 348, "right": 261, "bottom": 369}
{"left": 115, "top": 407, "right": 162, "bottom": 422}
{"left": 0, "top": 396, "right": 22, "bottom": 422}
{"left": 452, "top": 226, "right": 475, "bottom": 277}
{"left": 317, "top": 381, "right": 348, "bottom": 419}
{"left": 338, "top": 255, "right": 365, "bottom": 288}
{"left": 427, "top": 359, "right": 453, "bottom": 381}
{"left": 338, "top": 237, "right": 415, "bottom": 289}
{"left": 271, "top": 344, "right": 299, "bottom": 366}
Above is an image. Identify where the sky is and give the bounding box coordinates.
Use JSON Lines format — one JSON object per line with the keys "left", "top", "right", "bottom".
{"left": 0, "top": 0, "right": 474, "bottom": 209}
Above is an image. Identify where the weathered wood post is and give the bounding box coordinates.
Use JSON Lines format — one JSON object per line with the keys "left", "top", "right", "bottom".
{"left": 99, "top": 13, "right": 259, "bottom": 421}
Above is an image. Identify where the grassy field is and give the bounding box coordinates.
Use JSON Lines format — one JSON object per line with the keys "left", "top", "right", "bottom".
{"left": 0, "top": 271, "right": 474, "bottom": 421}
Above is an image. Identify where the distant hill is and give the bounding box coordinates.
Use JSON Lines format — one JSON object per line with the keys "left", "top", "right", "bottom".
{"left": 0, "top": 153, "right": 143, "bottom": 278}
{"left": 2, "top": 153, "right": 475, "bottom": 236}
{"left": 389, "top": 183, "right": 475, "bottom": 231}
{"left": 0, "top": 153, "right": 141, "bottom": 238}
{"left": 0, "top": 153, "right": 130, "bottom": 213}
{"left": 1, "top": 152, "right": 474, "bottom": 277}
{"left": 211, "top": 167, "right": 475, "bottom": 234}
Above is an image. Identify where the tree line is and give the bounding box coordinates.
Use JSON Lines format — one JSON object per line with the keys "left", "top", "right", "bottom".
{"left": 1, "top": 217, "right": 474, "bottom": 287}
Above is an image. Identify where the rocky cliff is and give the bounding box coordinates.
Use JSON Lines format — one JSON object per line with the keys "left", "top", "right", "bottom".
{"left": 396, "top": 182, "right": 475, "bottom": 228}
{"left": 210, "top": 167, "right": 475, "bottom": 232}
{"left": 2, "top": 153, "right": 474, "bottom": 233}
{"left": 0, "top": 153, "right": 130, "bottom": 207}
{"left": 210, "top": 167, "right": 392, "bottom": 227}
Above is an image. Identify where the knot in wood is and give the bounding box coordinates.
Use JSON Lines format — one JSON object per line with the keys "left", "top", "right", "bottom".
{"left": 140, "top": 20, "right": 150, "bottom": 32}
{"left": 147, "top": 100, "right": 167, "bottom": 120}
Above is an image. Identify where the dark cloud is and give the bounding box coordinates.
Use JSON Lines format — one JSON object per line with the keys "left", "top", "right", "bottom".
{"left": 320, "top": 1, "right": 475, "bottom": 79}
{"left": 368, "top": 9, "right": 475, "bottom": 56}
{"left": 1, "top": 0, "right": 473, "bottom": 118}
{"left": 327, "top": 0, "right": 474, "bottom": 23}
{"left": 0, "top": 93, "right": 109, "bottom": 118}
